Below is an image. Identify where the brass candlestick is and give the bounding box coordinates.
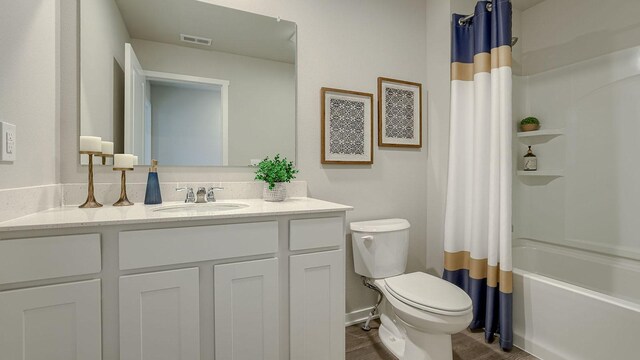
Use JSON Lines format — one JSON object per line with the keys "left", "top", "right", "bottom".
{"left": 100, "top": 154, "right": 114, "bottom": 165}
{"left": 113, "top": 167, "right": 134, "bottom": 206}
{"left": 79, "top": 151, "right": 103, "bottom": 208}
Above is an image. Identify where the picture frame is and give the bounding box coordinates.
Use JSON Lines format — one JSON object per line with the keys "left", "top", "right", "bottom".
{"left": 377, "top": 77, "right": 423, "bottom": 148}
{"left": 321, "top": 87, "right": 374, "bottom": 164}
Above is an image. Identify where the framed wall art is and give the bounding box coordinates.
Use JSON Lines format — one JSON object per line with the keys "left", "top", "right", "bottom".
{"left": 377, "top": 77, "right": 423, "bottom": 148}
{"left": 321, "top": 87, "right": 374, "bottom": 164}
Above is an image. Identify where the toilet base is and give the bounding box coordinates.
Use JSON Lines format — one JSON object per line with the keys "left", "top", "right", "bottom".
{"left": 400, "top": 318, "right": 453, "bottom": 360}
{"left": 377, "top": 299, "right": 456, "bottom": 360}
{"left": 379, "top": 321, "right": 404, "bottom": 359}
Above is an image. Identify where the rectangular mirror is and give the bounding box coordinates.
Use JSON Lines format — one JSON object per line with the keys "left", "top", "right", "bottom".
{"left": 81, "top": 0, "right": 296, "bottom": 166}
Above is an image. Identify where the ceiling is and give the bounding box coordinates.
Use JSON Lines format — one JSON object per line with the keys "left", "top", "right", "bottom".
{"left": 115, "top": 0, "right": 296, "bottom": 63}
{"left": 511, "top": 0, "right": 546, "bottom": 11}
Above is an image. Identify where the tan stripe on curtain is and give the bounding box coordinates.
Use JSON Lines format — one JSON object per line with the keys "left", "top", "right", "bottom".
{"left": 444, "top": 251, "right": 513, "bottom": 293}
{"left": 491, "top": 45, "right": 512, "bottom": 69}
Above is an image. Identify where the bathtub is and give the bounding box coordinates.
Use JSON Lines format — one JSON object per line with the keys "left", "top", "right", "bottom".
{"left": 513, "top": 239, "right": 640, "bottom": 360}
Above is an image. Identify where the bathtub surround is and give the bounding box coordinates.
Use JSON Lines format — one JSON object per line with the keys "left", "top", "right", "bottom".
{"left": 444, "top": 0, "right": 514, "bottom": 351}
{"left": 513, "top": 240, "right": 640, "bottom": 360}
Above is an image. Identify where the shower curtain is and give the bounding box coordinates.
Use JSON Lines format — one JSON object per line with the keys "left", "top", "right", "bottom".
{"left": 443, "top": 0, "right": 513, "bottom": 351}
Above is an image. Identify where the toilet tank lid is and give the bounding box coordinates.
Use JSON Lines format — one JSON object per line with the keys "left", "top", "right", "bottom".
{"left": 350, "top": 218, "right": 410, "bottom": 233}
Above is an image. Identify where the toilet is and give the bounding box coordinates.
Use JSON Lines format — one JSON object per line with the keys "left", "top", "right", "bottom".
{"left": 351, "top": 219, "right": 473, "bottom": 360}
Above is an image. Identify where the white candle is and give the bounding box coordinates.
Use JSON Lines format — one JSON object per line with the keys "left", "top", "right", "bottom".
{"left": 101, "top": 141, "right": 114, "bottom": 155}
{"left": 114, "top": 154, "right": 134, "bottom": 169}
{"left": 132, "top": 156, "right": 139, "bottom": 166}
{"left": 80, "top": 136, "right": 102, "bottom": 153}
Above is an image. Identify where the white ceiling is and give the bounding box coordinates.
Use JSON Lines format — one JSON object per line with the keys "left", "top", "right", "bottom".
{"left": 115, "top": 0, "right": 296, "bottom": 63}
{"left": 511, "top": 0, "right": 546, "bottom": 11}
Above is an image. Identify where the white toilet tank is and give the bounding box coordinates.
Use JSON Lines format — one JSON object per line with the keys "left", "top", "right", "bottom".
{"left": 350, "top": 219, "right": 410, "bottom": 279}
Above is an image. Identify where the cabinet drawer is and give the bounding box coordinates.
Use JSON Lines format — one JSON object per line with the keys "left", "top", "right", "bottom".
{"left": 0, "top": 234, "right": 101, "bottom": 285}
{"left": 289, "top": 217, "right": 343, "bottom": 251}
{"left": 119, "top": 221, "right": 278, "bottom": 270}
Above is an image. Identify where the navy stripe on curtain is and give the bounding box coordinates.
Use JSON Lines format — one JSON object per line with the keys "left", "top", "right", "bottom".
{"left": 444, "top": 269, "right": 513, "bottom": 349}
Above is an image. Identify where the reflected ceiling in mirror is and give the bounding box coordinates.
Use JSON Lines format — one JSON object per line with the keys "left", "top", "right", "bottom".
{"left": 81, "top": 0, "right": 296, "bottom": 167}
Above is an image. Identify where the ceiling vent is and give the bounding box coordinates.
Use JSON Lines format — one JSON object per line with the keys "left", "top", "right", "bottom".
{"left": 180, "top": 34, "right": 212, "bottom": 46}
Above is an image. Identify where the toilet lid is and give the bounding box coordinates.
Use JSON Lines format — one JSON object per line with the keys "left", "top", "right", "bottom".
{"left": 384, "top": 272, "right": 472, "bottom": 315}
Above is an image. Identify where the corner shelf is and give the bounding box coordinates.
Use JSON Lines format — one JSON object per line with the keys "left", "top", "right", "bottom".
{"left": 517, "top": 129, "right": 564, "bottom": 138}
{"left": 517, "top": 170, "right": 563, "bottom": 177}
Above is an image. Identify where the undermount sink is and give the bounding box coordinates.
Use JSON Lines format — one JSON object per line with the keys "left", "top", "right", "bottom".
{"left": 152, "top": 202, "right": 249, "bottom": 213}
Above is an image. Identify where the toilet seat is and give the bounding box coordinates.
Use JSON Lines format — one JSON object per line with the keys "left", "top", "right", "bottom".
{"left": 384, "top": 272, "right": 473, "bottom": 316}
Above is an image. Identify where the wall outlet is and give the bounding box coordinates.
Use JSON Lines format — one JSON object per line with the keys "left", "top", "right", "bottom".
{"left": 0, "top": 122, "right": 16, "bottom": 162}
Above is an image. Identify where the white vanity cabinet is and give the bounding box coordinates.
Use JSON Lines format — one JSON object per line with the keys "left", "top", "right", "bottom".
{"left": 214, "top": 258, "right": 280, "bottom": 360}
{"left": 288, "top": 216, "right": 346, "bottom": 360}
{"left": 0, "top": 234, "right": 103, "bottom": 360}
{"left": 0, "top": 279, "right": 102, "bottom": 360}
{"left": 119, "top": 268, "right": 201, "bottom": 360}
{"left": 290, "top": 250, "right": 345, "bottom": 360}
{"left": 0, "top": 199, "right": 349, "bottom": 360}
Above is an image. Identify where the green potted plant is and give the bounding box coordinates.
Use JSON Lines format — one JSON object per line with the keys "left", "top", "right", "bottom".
{"left": 520, "top": 116, "right": 540, "bottom": 132}
{"left": 254, "top": 154, "right": 299, "bottom": 202}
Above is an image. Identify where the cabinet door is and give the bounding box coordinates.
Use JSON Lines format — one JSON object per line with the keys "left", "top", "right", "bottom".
{"left": 214, "top": 258, "right": 279, "bottom": 360}
{"left": 120, "top": 268, "right": 200, "bottom": 360}
{"left": 0, "top": 279, "right": 102, "bottom": 360}
{"left": 290, "top": 250, "right": 345, "bottom": 360}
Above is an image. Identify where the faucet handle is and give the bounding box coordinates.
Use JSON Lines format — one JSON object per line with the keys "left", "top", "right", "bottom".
{"left": 176, "top": 187, "right": 195, "bottom": 203}
{"left": 206, "top": 186, "right": 224, "bottom": 202}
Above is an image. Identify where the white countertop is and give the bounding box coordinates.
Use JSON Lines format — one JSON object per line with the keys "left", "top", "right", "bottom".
{"left": 0, "top": 198, "right": 352, "bottom": 233}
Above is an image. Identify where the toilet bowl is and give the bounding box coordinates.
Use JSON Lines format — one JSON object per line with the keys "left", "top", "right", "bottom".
{"left": 350, "top": 219, "right": 473, "bottom": 360}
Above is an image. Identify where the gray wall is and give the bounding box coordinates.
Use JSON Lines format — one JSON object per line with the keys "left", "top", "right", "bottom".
{"left": 150, "top": 84, "right": 223, "bottom": 166}
{"left": 0, "top": 0, "right": 58, "bottom": 189}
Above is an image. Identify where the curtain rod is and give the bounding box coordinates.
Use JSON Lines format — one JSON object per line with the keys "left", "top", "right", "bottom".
{"left": 458, "top": 0, "right": 493, "bottom": 25}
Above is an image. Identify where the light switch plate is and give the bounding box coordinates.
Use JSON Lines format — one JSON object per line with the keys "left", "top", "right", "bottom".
{"left": 0, "top": 122, "right": 16, "bottom": 162}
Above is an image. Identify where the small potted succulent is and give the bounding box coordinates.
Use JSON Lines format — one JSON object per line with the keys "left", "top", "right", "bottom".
{"left": 520, "top": 117, "right": 540, "bottom": 132}
{"left": 254, "top": 154, "right": 299, "bottom": 202}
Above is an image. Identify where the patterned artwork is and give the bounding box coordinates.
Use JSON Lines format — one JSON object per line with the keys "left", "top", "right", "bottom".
{"left": 384, "top": 88, "right": 415, "bottom": 139}
{"left": 378, "top": 77, "right": 423, "bottom": 148}
{"left": 321, "top": 88, "right": 373, "bottom": 164}
{"left": 329, "top": 98, "right": 365, "bottom": 155}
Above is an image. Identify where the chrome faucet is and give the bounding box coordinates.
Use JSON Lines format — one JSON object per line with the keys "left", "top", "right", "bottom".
{"left": 176, "top": 187, "right": 196, "bottom": 203}
{"left": 207, "top": 187, "right": 224, "bottom": 202}
{"left": 196, "top": 187, "right": 208, "bottom": 203}
{"left": 176, "top": 186, "right": 224, "bottom": 203}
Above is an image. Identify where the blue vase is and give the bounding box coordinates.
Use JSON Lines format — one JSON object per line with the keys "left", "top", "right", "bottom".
{"left": 144, "top": 172, "right": 162, "bottom": 205}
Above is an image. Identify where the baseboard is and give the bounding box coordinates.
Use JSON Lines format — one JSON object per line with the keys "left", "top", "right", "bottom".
{"left": 345, "top": 306, "right": 380, "bottom": 327}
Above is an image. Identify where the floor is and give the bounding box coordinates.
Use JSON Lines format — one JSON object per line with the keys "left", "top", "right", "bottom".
{"left": 346, "top": 320, "right": 538, "bottom": 360}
